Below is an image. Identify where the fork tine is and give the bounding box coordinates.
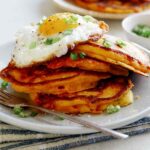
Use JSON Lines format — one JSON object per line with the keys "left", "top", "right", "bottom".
{"left": 0, "top": 98, "right": 15, "bottom": 107}
{"left": 0, "top": 88, "right": 15, "bottom": 98}
{"left": 0, "top": 98, "right": 7, "bottom": 102}
{"left": 0, "top": 88, "right": 25, "bottom": 101}
{"left": 0, "top": 94, "right": 25, "bottom": 106}
{"left": 0, "top": 89, "right": 14, "bottom": 100}
{"left": 0, "top": 94, "right": 13, "bottom": 103}
{"left": 0, "top": 92, "right": 10, "bottom": 99}
{"left": 0, "top": 89, "right": 27, "bottom": 105}
{"left": 0, "top": 94, "right": 8, "bottom": 99}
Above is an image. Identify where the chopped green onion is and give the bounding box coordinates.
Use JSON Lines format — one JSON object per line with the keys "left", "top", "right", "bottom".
{"left": 30, "top": 111, "right": 38, "bottom": 117}
{"left": 44, "top": 37, "right": 61, "bottom": 45}
{"left": 44, "top": 38, "right": 53, "bottom": 45}
{"left": 116, "top": 40, "right": 126, "bottom": 48}
{"left": 70, "top": 15, "right": 78, "bottom": 22}
{"left": 63, "top": 29, "right": 73, "bottom": 35}
{"left": 37, "top": 22, "right": 41, "bottom": 26}
{"left": 55, "top": 116, "right": 64, "bottom": 120}
{"left": 64, "top": 15, "right": 78, "bottom": 24}
{"left": 132, "top": 24, "right": 150, "bottom": 38}
{"left": 13, "top": 106, "right": 38, "bottom": 118}
{"left": 79, "top": 52, "right": 86, "bottom": 58}
{"left": 13, "top": 106, "right": 24, "bottom": 115}
{"left": 29, "top": 42, "right": 37, "bottom": 49}
{"left": 106, "top": 105, "right": 121, "bottom": 114}
{"left": 70, "top": 52, "right": 78, "bottom": 60}
{"left": 19, "top": 111, "right": 31, "bottom": 118}
{"left": 103, "top": 39, "right": 111, "bottom": 48}
{"left": 63, "top": 18, "right": 68, "bottom": 23}
{"left": 83, "top": 15, "right": 94, "bottom": 22}
{"left": 52, "top": 37, "right": 61, "bottom": 43}
{"left": 1, "top": 81, "right": 8, "bottom": 89}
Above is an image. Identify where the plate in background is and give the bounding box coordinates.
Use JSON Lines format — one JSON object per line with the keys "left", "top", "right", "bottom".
{"left": 53, "top": 0, "right": 133, "bottom": 20}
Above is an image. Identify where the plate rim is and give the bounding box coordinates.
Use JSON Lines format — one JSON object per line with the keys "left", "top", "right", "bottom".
{"left": 0, "top": 105, "right": 150, "bottom": 134}
{"left": 0, "top": 41, "right": 150, "bottom": 134}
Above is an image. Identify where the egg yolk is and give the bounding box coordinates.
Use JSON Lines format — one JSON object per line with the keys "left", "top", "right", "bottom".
{"left": 38, "top": 13, "right": 79, "bottom": 36}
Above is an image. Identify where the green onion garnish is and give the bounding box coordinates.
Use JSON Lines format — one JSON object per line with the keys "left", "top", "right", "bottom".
{"left": 116, "top": 40, "right": 126, "bottom": 48}
{"left": 13, "top": 106, "right": 38, "bottom": 118}
{"left": 19, "top": 111, "right": 31, "bottom": 118}
{"left": 44, "top": 38, "right": 53, "bottom": 45}
{"left": 1, "top": 81, "right": 8, "bottom": 89}
{"left": 103, "top": 39, "right": 111, "bottom": 48}
{"left": 106, "top": 105, "right": 121, "bottom": 114}
{"left": 37, "top": 22, "right": 41, "bottom": 26}
{"left": 64, "top": 15, "right": 78, "bottom": 24}
{"left": 83, "top": 15, "right": 94, "bottom": 22}
{"left": 52, "top": 37, "right": 61, "bottom": 43}
{"left": 44, "top": 37, "right": 61, "bottom": 45}
{"left": 30, "top": 111, "right": 38, "bottom": 117}
{"left": 29, "top": 42, "right": 37, "bottom": 49}
{"left": 63, "top": 29, "right": 73, "bottom": 35}
{"left": 55, "top": 116, "right": 64, "bottom": 120}
{"left": 132, "top": 24, "right": 150, "bottom": 38}
{"left": 70, "top": 52, "right": 78, "bottom": 60}
{"left": 79, "top": 52, "right": 86, "bottom": 58}
{"left": 13, "top": 106, "right": 24, "bottom": 115}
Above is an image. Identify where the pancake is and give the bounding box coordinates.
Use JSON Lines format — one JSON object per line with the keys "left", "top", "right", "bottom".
{"left": 4, "top": 71, "right": 110, "bottom": 94}
{"left": 0, "top": 55, "right": 128, "bottom": 84}
{"left": 30, "top": 77, "right": 133, "bottom": 114}
{"left": 1, "top": 65, "right": 80, "bottom": 84}
{"left": 74, "top": 34, "right": 150, "bottom": 76}
{"left": 46, "top": 56, "right": 129, "bottom": 76}
{"left": 74, "top": 0, "right": 150, "bottom": 14}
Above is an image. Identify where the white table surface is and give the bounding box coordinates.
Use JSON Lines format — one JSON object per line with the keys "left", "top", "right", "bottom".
{"left": 0, "top": 0, "right": 150, "bottom": 150}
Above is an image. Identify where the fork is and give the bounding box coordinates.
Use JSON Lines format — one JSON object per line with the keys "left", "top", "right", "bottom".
{"left": 0, "top": 88, "right": 128, "bottom": 139}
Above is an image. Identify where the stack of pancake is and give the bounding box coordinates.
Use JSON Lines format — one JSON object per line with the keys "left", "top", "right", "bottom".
{"left": 1, "top": 13, "right": 150, "bottom": 114}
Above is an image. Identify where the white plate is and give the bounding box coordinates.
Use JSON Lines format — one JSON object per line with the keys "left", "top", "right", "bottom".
{"left": 53, "top": 0, "right": 132, "bottom": 20}
{"left": 0, "top": 41, "right": 150, "bottom": 134}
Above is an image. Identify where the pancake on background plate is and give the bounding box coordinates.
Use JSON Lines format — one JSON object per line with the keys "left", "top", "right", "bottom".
{"left": 72, "top": 0, "right": 150, "bottom": 14}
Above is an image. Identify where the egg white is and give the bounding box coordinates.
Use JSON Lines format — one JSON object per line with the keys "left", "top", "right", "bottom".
{"left": 13, "top": 14, "right": 105, "bottom": 67}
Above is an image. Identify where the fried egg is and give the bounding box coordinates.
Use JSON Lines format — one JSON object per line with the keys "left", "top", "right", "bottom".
{"left": 12, "top": 13, "right": 107, "bottom": 67}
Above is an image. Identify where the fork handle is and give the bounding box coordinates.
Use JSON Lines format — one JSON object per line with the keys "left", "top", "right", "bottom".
{"left": 25, "top": 104, "right": 128, "bottom": 139}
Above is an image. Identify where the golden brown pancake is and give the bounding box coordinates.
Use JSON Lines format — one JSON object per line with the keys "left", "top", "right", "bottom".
{"left": 74, "top": 34, "right": 150, "bottom": 76}
{"left": 1, "top": 66, "right": 80, "bottom": 84}
{"left": 3, "top": 70, "right": 110, "bottom": 94}
{"left": 30, "top": 77, "right": 133, "bottom": 114}
{"left": 73, "top": 0, "right": 150, "bottom": 14}
{"left": 46, "top": 56, "right": 129, "bottom": 76}
{"left": 0, "top": 56, "right": 128, "bottom": 84}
